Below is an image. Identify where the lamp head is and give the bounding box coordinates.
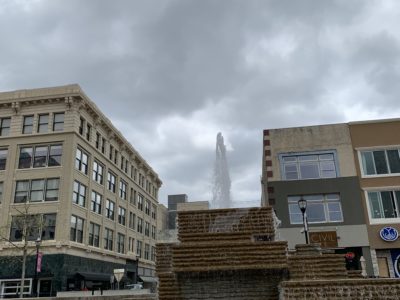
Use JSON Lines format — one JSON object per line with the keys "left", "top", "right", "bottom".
{"left": 298, "top": 198, "right": 307, "bottom": 213}
{"left": 35, "top": 237, "right": 42, "bottom": 246}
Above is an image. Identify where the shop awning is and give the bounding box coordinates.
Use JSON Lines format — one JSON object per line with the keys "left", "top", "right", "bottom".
{"left": 138, "top": 276, "right": 157, "bottom": 283}
{"left": 76, "top": 272, "right": 112, "bottom": 282}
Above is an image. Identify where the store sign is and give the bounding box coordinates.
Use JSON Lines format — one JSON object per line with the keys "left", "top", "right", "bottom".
{"left": 309, "top": 231, "right": 338, "bottom": 248}
{"left": 380, "top": 227, "right": 399, "bottom": 242}
{"left": 391, "top": 250, "right": 400, "bottom": 278}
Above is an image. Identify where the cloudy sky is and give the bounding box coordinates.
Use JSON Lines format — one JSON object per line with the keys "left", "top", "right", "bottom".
{"left": 1, "top": 0, "right": 400, "bottom": 207}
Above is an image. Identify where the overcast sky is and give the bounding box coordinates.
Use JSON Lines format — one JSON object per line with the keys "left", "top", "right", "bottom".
{"left": 2, "top": 0, "right": 400, "bottom": 207}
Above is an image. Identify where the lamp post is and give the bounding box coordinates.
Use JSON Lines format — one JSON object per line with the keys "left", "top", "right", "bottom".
{"left": 298, "top": 198, "right": 309, "bottom": 244}
{"left": 33, "top": 237, "right": 42, "bottom": 297}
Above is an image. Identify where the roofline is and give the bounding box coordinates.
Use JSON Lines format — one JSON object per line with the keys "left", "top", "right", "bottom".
{"left": 0, "top": 84, "right": 162, "bottom": 185}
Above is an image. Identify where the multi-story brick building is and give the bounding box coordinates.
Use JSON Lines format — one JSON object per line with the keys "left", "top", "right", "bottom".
{"left": 261, "top": 124, "right": 372, "bottom": 275}
{"left": 0, "top": 85, "right": 162, "bottom": 296}
{"left": 262, "top": 119, "right": 400, "bottom": 278}
{"left": 348, "top": 119, "right": 400, "bottom": 278}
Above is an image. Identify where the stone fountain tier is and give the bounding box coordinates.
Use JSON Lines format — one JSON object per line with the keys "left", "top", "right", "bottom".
{"left": 171, "top": 240, "right": 288, "bottom": 272}
{"left": 177, "top": 207, "right": 277, "bottom": 242}
{"left": 280, "top": 278, "right": 400, "bottom": 299}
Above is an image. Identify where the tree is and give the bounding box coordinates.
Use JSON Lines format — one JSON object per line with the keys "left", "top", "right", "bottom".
{"left": 0, "top": 203, "right": 44, "bottom": 298}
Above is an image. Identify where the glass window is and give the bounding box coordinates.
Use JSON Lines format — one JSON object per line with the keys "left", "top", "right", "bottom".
{"left": 41, "top": 213, "right": 56, "bottom": 240}
{"left": 137, "top": 240, "right": 142, "bottom": 258}
{"left": 73, "top": 181, "right": 86, "bottom": 207}
{"left": 367, "top": 190, "right": 400, "bottom": 220}
{"left": 281, "top": 152, "right": 337, "bottom": 180}
{"left": 117, "top": 233, "right": 125, "bottom": 253}
{"left": 0, "top": 182, "right": 3, "bottom": 204}
{"left": 86, "top": 124, "right": 91, "bottom": 141}
{"left": 104, "top": 228, "right": 113, "bottom": 250}
{"left": 70, "top": 215, "right": 84, "bottom": 243}
{"left": 106, "top": 199, "right": 115, "bottom": 220}
{"left": 129, "top": 212, "right": 136, "bottom": 230}
{"left": 79, "top": 118, "right": 85, "bottom": 135}
{"left": 0, "top": 149, "right": 8, "bottom": 170}
{"left": 288, "top": 194, "right": 343, "bottom": 224}
{"left": 118, "top": 206, "right": 126, "bottom": 225}
{"left": 53, "top": 113, "right": 64, "bottom": 131}
{"left": 22, "top": 115, "right": 34, "bottom": 134}
{"left": 145, "top": 222, "right": 150, "bottom": 237}
{"left": 0, "top": 117, "right": 11, "bottom": 136}
{"left": 119, "top": 180, "right": 127, "bottom": 200}
{"left": 10, "top": 214, "right": 56, "bottom": 242}
{"left": 145, "top": 200, "right": 150, "bottom": 215}
{"left": 361, "top": 149, "right": 400, "bottom": 176}
{"left": 75, "top": 148, "right": 88, "bottom": 174}
{"left": 30, "top": 179, "right": 45, "bottom": 202}
{"left": 89, "top": 222, "right": 100, "bottom": 247}
{"left": 107, "top": 172, "right": 116, "bottom": 192}
{"left": 92, "top": 160, "right": 104, "bottom": 185}
{"left": 15, "top": 181, "right": 29, "bottom": 203}
{"left": 48, "top": 145, "right": 62, "bottom": 166}
{"left": 37, "top": 114, "right": 49, "bottom": 133}
{"left": 138, "top": 194, "right": 144, "bottom": 210}
{"left": 137, "top": 217, "right": 143, "bottom": 233}
{"left": 144, "top": 243, "right": 150, "bottom": 260}
{"left": 33, "top": 146, "right": 48, "bottom": 168}
{"left": 91, "top": 191, "right": 102, "bottom": 214}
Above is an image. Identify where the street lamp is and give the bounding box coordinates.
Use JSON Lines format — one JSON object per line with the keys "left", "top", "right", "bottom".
{"left": 33, "top": 237, "right": 42, "bottom": 297}
{"left": 298, "top": 197, "right": 309, "bottom": 244}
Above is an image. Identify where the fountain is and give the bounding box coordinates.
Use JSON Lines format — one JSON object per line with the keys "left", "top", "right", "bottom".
{"left": 156, "top": 207, "right": 400, "bottom": 299}
{"left": 212, "top": 132, "right": 231, "bottom": 209}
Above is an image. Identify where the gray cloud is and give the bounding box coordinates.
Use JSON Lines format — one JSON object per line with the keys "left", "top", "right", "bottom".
{"left": 1, "top": 0, "right": 400, "bottom": 206}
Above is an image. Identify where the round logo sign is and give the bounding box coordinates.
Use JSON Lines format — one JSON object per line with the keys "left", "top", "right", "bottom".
{"left": 380, "top": 227, "right": 399, "bottom": 242}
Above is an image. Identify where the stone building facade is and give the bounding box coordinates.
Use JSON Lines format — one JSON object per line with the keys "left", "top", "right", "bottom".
{"left": 262, "top": 119, "right": 400, "bottom": 278}
{"left": 0, "top": 84, "right": 161, "bottom": 296}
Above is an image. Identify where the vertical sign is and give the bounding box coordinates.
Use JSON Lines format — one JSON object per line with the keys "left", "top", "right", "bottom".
{"left": 36, "top": 252, "right": 43, "bottom": 272}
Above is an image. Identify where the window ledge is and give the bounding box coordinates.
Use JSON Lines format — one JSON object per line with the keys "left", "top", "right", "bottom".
{"left": 370, "top": 218, "right": 400, "bottom": 225}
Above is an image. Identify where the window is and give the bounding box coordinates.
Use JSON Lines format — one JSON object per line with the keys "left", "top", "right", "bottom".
{"left": 106, "top": 199, "right": 115, "bottom": 220}
{"left": 138, "top": 194, "right": 144, "bottom": 210}
{"left": 0, "top": 182, "right": 3, "bottom": 204}
{"left": 151, "top": 246, "right": 156, "bottom": 262}
{"left": 22, "top": 115, "right": 34, "bottom": 134}
{"left": 73, "top": 181, "right": 86, "bottom": 207}
{"left": 144, "top": 243, "right": 150, "bottom": 260}
{"left": 75, "top": 148, "right": 88, "bottom": 174}
{"left": 92, "top": 160, "right": 104, "bottom": 185}
{"left": 367, "top": 190, "right": 400, "bottom": 219}
{"left": 37, "top": 114, "right": 49, "bottom": 133}
{"left": 128, "top": 237, "right": 135, "bottom": 253}
{"left": 18, "top": 144, "right": 62, "bottom": 169}
{"left": 118, "top": 206, "right": 126, "bottom": 225}
{"left": 288, "top": 194, "right": 343, "bottom": 224}
{"left": 91, "top": 191, "right": 102, "bottom": 214}
{"left": 145, "top": 200, "right": 150, "bottom": 215}
{"left": 107, "top": 172, "right": 116, "bottom": 192}
{"left": 109, "top": 145, "right": 114, "bottom": 161}
{"left": 129, "top": 188, "right": 136, "bottom": 205}
{"left": 10, "top": 213, "right": 56, "bottom": 242}
{"left": 79, "top": 118, "right": 85, "bottom": 135}
{"left": 129, "top": 212, "right": 136, "bottom": 230}
{"left": 89, "top": 222, "right": 100, "bottom": 247}
{"left": 52, "top": 113, "right": 64, "bottom": 131}
{"left": 117, "top": 233, "right": 125, "bottom": 253}
{"left": 101, "top": 138, "right": 106, "bottom": 154}
{"left": 137, "top": 240, "right": 142, "bottom": 258}
{"left": 120, "top": 156, "right": 124, "bottom": 170}
{"left": 96, "top": 132, "right": 101, "bottom": 149}
{"left": 152, "top": 204, "right": 157, "bottom": 219}
{"left": 0, "top": 117, "right": 11, "bottom": 136}
{"left": 361, "top": 149, "right": 400, "bottom": 176}
{"left": 70, "top": 215, "right": 84, "bottom": 243}
{"left": 14, "top": 178, "right": 60, "bottom": 203}
{"left": 0, "top": 149, "right": 7, "bottom": 170}
{"left": 114, "top": 149, "right": 118, "bottom": 164}
{"left": 281, "top": 152, "right": 337, "bottom": 180}
{"left": 104, "top": 228, "right": 113, "bottom": 250}
{"left": 137, "top": 217, "right": 143, "bottom": 233}
{"left": 151, "top": 225, "right": 156, "bottom": 239}
{"left": 119, "top": 180, "right": 127, "bottom": 200}
{"left": 86, "top": 124, "right": 91, "bottom": 141}
{"left": 144, "top": 222, "right": 150, "bottom": 237}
